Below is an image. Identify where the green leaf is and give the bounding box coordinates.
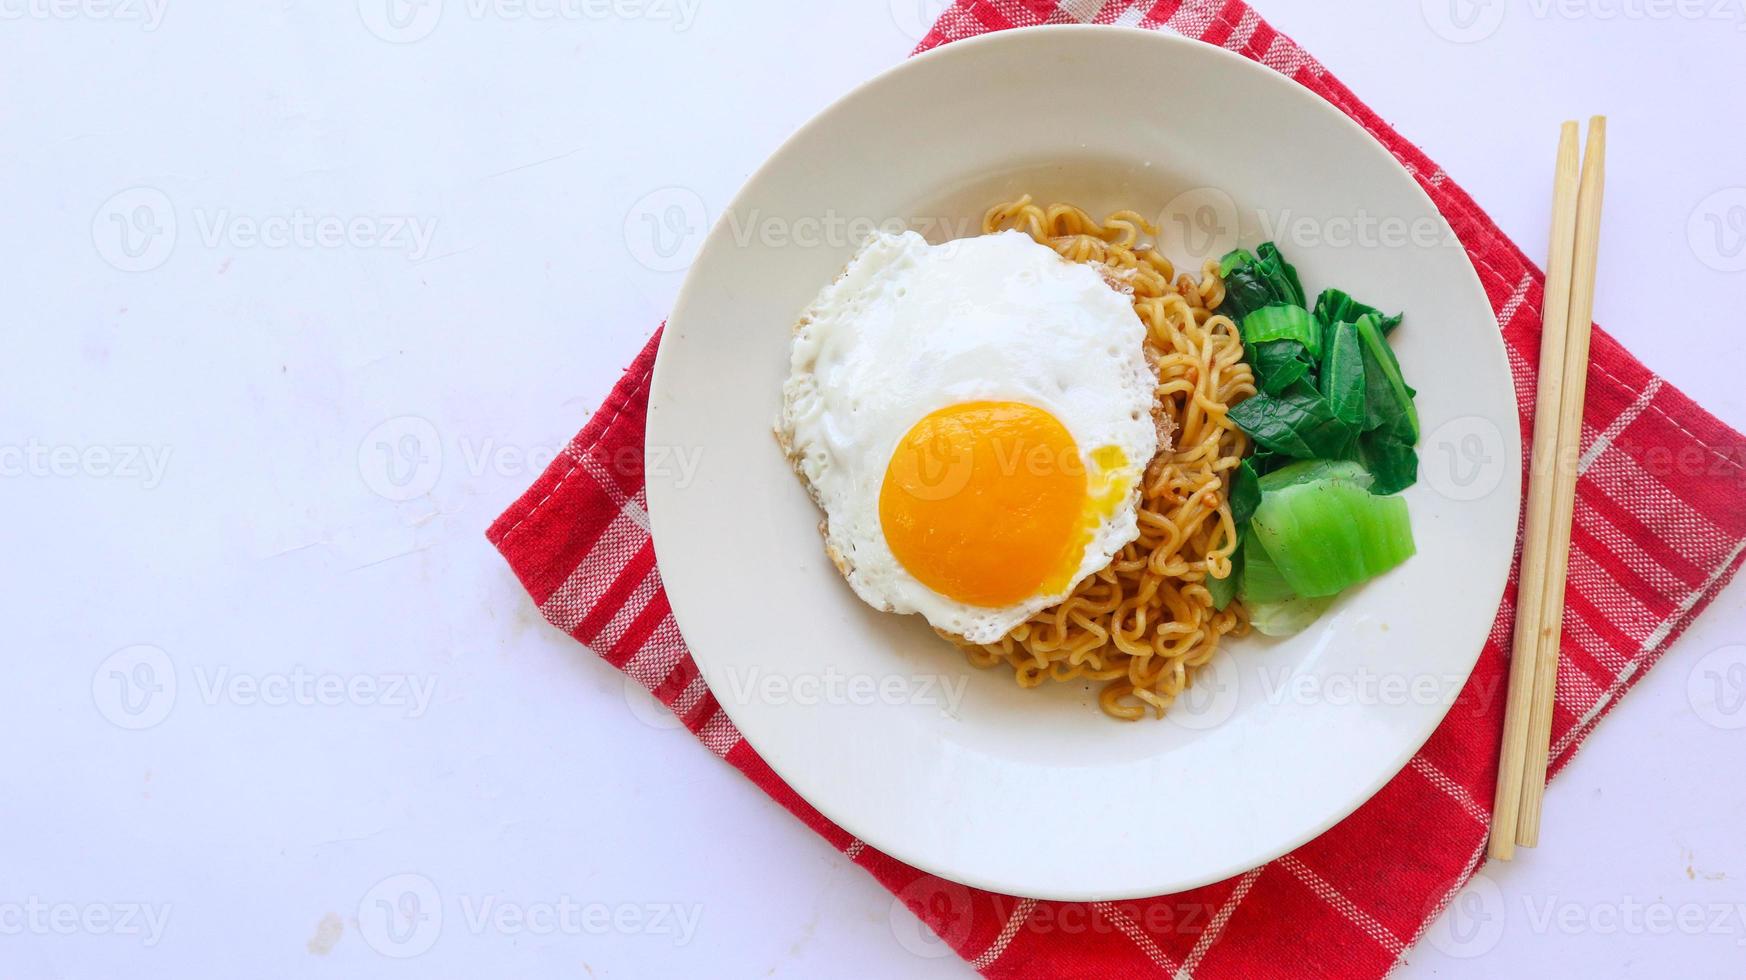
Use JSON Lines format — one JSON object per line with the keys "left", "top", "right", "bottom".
{"left": 1248, "top": 448, "right": 1284, "bottom": 477}
{"left": 1257, "top": 458, "right": 1375, "bottom": 493}
{"left": 1255, "top": 243, "right": 1306, "bottom": 308}
{"left": 1354, "top": 313, "right": 1420, "bottom": 441}
{"left": 1239, "top": 536, "right": 1297, "bottom": 604}
{"left": 1214, "top": 460, "right": 1263, "bottom": 613}
{"left": 1217, "top": 243, "right": 1306, "bottom": 322}
{"left": 1313, "top": 288, "right": 1402, "bottom": 336}
{"left": 1243, "top": 305, "right": 1323, "bottom": 358}
{"left": 1227, "top": 381, "right": 1356, "bottom": 460}
{"left": 1250, "top": 340, "right": 1313, "bottom": 395}
{"left": 1355, "top": 430, "right": 1420, "bottom": 495}
{"left": 1230, "top": 459, "right": 1261, "bottom": 529}
{"left": 1319, "top": 320, "right": 1365, "bottom": 430}
{"left": 1250, "top": 478, "right": 1416, "bottom": 597}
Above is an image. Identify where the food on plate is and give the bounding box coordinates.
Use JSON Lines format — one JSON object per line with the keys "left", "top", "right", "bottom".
{"left": 778, "top": 195, "right": 1421, "bottom": 719}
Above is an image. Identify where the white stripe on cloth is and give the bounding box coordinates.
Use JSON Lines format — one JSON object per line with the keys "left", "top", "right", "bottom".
{"left": 698, "top": 708, "right": 743, "bottom": 757}
{"left": 1058, "top": 0, "right": 1105, "bottom": 22}
{"left": 1488, "top": 595, "right": 1516, "bottom": 653}
{"left": 1579, "top": 378, "right": 1663, "bottom": 474}
{"left": 1495, "top": 271, "right": 1535, "bottom": 329}
{"left": 1094, "top": 902, "right": 1181, "bottom": 973}
{"left": 539, "top": 508, "right": 649, "bottom": 635}
{"left": 1555, "top": 601, "right": 1633, "bottom": 676}
{"left": 1582, "top": 446, "right": 1739, "bottom": 572}
{"left": 1112, "top": 3, "right": 1147, "bottom": 28}
{"left": 624, "top": 613, "right": 688, "bottom": 691}
{"left": 591, "top": 562, "right": 661, "bottom": 655}
{"left": 1572, "top": 495, "right": 1697, "bottom": 606}
{"left": 1407, "top": 757, "right": 1488, "bottom": 825}
{"left": 1552, "top": 652, "right": 1607, "bottom": 719}
{"left": 1277, "top": 855, "right": 1406, "bottom": 956}
{"left": 672, "top": 672, "right": 711, "bottom": 719}
{"left": 1162, "top": 0, "right": 1225, "bottom": 38}
{"left": 1258, "top": 32, "right": 1317, "bottom": 79}
{"left": 1222, "top": 8, "right": 1261, "bottom": 51}
{"left": 968, "top": 898, "right": 1038, "bottom": 971}
{"left": 1552, "top": 534, "right": 1746, "bottom": 760}
{"left": 1176, "top": 866, "right": 1263, "bottom": 979}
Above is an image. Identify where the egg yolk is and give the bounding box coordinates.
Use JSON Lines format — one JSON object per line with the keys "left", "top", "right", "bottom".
{"left": 879, "top": 401, "right": 1130, "bottom": 608}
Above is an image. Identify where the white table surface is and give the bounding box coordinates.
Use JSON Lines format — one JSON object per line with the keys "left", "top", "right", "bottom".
{"left": 5, "top": 2, "right": 1744, "bottom": 977}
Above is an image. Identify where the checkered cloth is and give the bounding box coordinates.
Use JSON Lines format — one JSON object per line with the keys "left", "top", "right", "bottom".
{"left": 488, "top": 2, "right": 1746, "bottom": 976}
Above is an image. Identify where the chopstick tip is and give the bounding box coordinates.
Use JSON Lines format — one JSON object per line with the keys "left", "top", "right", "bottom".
{"left": 1487, "top": 831, "right": 1516, "bottom": 862}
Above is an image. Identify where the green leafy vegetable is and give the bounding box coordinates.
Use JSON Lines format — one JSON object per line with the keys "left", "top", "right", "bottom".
{"left": 1249, "top": 340, "right": 1313, "bottom": 395}
{"left": 1353, "top": 313, "right": 1420, "bottom": 442}
{"left": 1257, "top": 458, "right": 1375, "bottom": 493}
{"left": 1227, "top": 381, "right": 1356, "bottom": 460}
{"left": 1209, "top": 461, "right": 1263, "bottom": 613}
{"left": 1246, "top": 448, "right": 1286, "bottom": 480}
{"left": 1229, "top": 460, "right": 1261, "bottom": 529}
{"left": 1218, "top": 243, "right": 1306, "bottom": 321}
{"left": 1212, "top": 241, "right": 1423, "bottom": 635}
{"left": 1354, "top": 430, "right": 1419, "bottom": 496}
{"left": 1319, "top": 320, "right": 1365, "bottom": 429}
{"left": 1249, "top": 477, "right": 1416, "bottom": 597}
{"left": 1256, "top": 243, "right": 1306, "bottom": 307}
{"left": 1242, "top": 305, "right": 1323, "bottom": 358}
{"left": 1313, "top": 288, "right": 1402, "bottom": 337}
{"left": 1239, "top": 537, "right": 1297, "bottom": 605}
{"left": 1246, "top": 595, "right": 1337, "bottom": 637}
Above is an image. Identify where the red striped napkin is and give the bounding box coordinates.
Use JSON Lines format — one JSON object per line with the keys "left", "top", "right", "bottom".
{"left": 488, "top": 2, "right": 1746, "bottom": 976}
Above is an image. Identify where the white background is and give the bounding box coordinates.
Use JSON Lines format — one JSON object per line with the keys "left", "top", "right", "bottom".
{"left": 3, "top": 1, "right": 1744, "bottom": 977}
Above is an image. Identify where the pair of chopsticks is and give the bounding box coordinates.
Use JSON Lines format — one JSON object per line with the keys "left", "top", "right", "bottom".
{"left": 1488, "top": 118, "right": 1607, "bottom": 861}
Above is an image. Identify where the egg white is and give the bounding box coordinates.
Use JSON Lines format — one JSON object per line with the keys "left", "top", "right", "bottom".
{"left": 778, "top": 230, "right": 1158, "bottom": 643}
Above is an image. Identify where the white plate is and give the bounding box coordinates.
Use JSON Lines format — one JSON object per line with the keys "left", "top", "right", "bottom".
{"left": 646, "top": 26, "right": 1519, "bottom": 901}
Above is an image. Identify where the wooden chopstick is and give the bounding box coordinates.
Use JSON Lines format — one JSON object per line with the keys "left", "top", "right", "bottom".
{"left": 1488, "top": 120, "right": 1584, "bottom": 863}
{"left": 1517, "top": 116, "right": 1607, "bottom": 845}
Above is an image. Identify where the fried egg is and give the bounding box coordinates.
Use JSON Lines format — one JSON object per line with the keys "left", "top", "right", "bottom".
{"left": 778, "top": 230, "right": 1158, "bottom": 643}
